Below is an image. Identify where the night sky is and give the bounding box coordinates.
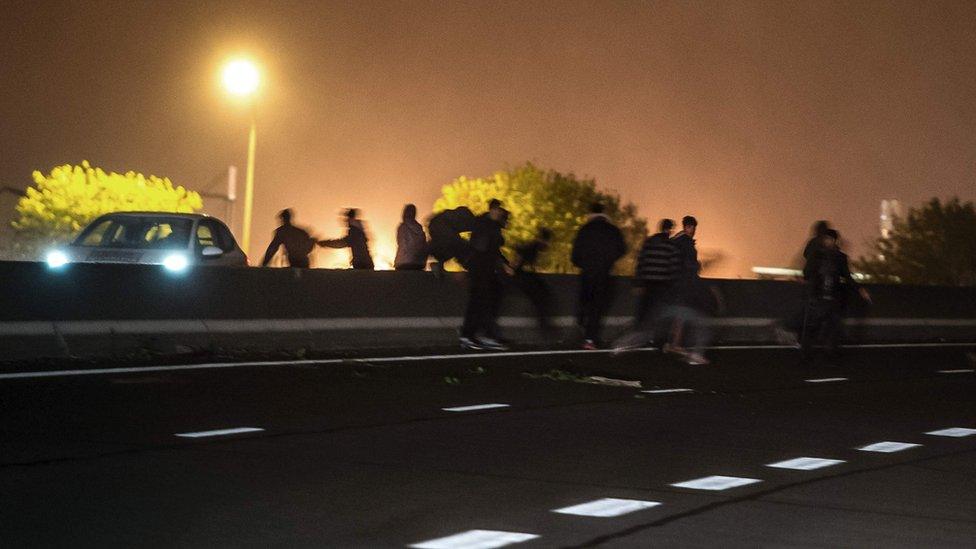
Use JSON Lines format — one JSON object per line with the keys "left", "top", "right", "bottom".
{"left": 1, "top": 0, "right": 974, "bottom": 275}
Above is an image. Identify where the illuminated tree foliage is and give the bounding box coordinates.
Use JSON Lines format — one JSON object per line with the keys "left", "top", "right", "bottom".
{"left": 12, "top": 161, "right": 202, "bottom": 254}
{"left": 855, "top": 197, "right": 976, "bottom": 286}
{"left": 433, "top": 163, "right": 647, "bottom": 274}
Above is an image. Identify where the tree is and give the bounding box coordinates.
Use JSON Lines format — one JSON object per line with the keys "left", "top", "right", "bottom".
{"left": 11, "top": 161, "right": 203, "bottom": 255}
{"left": 433, "top": 163, "right": 648, "bottom": 274}
{"left": 855, "top": 197, "right": 976, "bottom": 286}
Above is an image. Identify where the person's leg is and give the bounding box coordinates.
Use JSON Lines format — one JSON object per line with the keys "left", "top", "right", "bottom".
{"left": 461, "top": 269, "right": 489, "bottom": 339}
{"left": 823, "top": 301, "right": 843, "bottom": 361}
{"left": 800, "top": 300, "right": 824, "bottom": 363}
{"left": 584, "top": 273, "right": 606, "bottom": 343}
{"left": 485, "top": 274, "right": 505, "bottom": 340}
{"left": 578, "top": 272, "right": 594, "bottom": 338}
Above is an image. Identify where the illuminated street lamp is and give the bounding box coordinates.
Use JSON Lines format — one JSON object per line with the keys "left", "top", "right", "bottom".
{"left": 221, "top": 58, "right": 260, "bottom": 258}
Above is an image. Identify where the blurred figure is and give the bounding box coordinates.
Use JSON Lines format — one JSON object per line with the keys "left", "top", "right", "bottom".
{"left": 799, "top": 228, "right": 871, "bottom": 365}
{"left": 394, "top": 204, "right": 428, "bottom": 271}
{"left": 460, "top": 199, "right": 512, "bottom": 350}
{"left": 261, "top": 208, "right": 315, "bottom": 268}
{"left": 318, "top": 208, "right": 374, "bottom": 270}
{"left": 513, "top": 227, "right": 555, "bottom": 333}
{"left": 612, "top": 218, "right": 679, "bottom": 353}
{"left": 803, "top": 220, "right": 832, "bottom": 263}
{"left": 571, "top": 202, "right": 627, "bottom": 349}
{"left": 774, "top": 220, "right": 833, "bottom": 346}
{"left": 666, "top": 215, "right": 713, "bottom": 365}
{"left": 427, "top": 206, "right": 477, "bottom": 275}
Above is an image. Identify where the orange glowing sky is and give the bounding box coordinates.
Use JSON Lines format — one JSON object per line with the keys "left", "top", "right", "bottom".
{"left": 1, "top": 1, "right": 974, "bottom": 275}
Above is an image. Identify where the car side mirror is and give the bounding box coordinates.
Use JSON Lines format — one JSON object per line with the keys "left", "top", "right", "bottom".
{"left": 201, "top": 246, "right": 223, "bottom": 258}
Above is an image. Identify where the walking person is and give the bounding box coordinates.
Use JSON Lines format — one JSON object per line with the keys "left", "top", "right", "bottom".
{"left": 799, "top": 228, "right": 871, "bottom": 365}
{"left": 318, "top": 208, "right": 374, "bottom": 270}
{"left": 260, "top": 208, "right": 315, "bottom": 268}
{"left": 512, "top": 227, "right": 555, "bottom": 333}
{"left": 612, "top": 218, "right": 679, "bottom": 352}
{"left": 666, "top": 215, "right": 714, "bottom": 365}
{"left": 394, "top": 204, "right": 428, "bottom": 271}
{"left": 571, "top": 203, "right": 627, "bottom": 349}
{"left": 460, "top": 199, "right": 512, "bottom": 350}
{"left": 774, "top": 220, "right": 833, "bottom": 346}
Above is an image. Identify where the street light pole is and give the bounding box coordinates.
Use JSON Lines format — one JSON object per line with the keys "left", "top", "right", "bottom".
{"left": 221, "top": 57, "right": 261, "bottom": 259}
{"left": 241, "top": 111, "right": 257, "bottom": 257}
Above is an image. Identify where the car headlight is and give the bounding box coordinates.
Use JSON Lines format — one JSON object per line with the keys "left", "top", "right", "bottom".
{"left": 162, "top": 254, "right": 189, "bottom": 273}
{"left": 46, "top": 250, "right": 69, "bottom": 269}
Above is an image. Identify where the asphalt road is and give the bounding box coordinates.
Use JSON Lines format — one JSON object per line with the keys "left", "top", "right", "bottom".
{"left": 2, "top": 346, "right": 975, "bottom": 548}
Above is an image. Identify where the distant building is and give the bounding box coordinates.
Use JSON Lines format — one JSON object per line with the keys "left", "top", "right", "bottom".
{"left": 880, "top": 199, "right": 902, "bottom": 239}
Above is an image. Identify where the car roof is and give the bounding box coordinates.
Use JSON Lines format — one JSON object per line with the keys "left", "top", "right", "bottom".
{"left": 96, "top": 211, "right": 213, "bottom": 220}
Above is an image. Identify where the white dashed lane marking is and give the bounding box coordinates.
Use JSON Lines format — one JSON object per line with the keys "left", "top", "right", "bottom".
{"left": 175, "top": 427, "right": 264, "bottom": 438}
{"left": 552, "top": 498, "right": 661, "bottom": 517}
{"left": 409, "top": 529, "right": 539, "bottom": 549}
{"left": 442, "top": 403, "right": 511, "bottom": 413}
{"left": 938, "top": 369, "right": 974, "bottom": 374}
{"left": 641, "top": 388, "right": 694, "bottom": 394}
{"left": 858, "top": 441, "right": 921, "bottom": 453}
{"left": 926, "top": 427, "right": 976, "bottom": 437}
{"left": 766, "top": 457, "right": 845, "bottom": 470}
{"left": 804, "top": 377, "right": 848, "bottom": 383}
{"left": 671, "top": 475, "right": 762, "bottom": 491}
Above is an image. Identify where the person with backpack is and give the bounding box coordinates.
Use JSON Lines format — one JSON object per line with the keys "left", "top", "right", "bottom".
{"left": 260, "top": 208, "right": 315, "bottom": 268}
{"left": 571, "top": 202, "right": 627, "bottom": 349}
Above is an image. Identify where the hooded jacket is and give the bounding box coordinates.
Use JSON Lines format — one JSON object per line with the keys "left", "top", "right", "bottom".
{"left": 571, "top": 215, "right": 627, "bottom": 273}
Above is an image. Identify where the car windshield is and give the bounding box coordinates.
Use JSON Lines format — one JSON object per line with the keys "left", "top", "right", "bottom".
{"left": 74, "top": 217, "right": 194, "bottom": 250}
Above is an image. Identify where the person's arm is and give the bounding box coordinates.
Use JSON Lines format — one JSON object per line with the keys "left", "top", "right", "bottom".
{"left": 261, "top": 232, "right": 282, "bottom": 266}
{"left": 614, "top": 227, "right": 627, "bottom": 261}
{"left": 570, "top": 230, "right": 584, "bottom": 268}
{"left": 840, "top": 254, "right": 871, "bottom": 303}
{"left": 318, "top": 233, "right": 349, "bottom": 248}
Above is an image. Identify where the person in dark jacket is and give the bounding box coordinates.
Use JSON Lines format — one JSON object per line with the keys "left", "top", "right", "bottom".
{"left": 803, "top": 220, "right": 831, "bottom": 264}
{"left": 665, "top": 215, "right": 715, "bottom": 365}
{"left": 261, "top": 208, "right": 315, "bottom": 268}
{"left": 800, "top": 229, "right": 871, "bottom": 364}
{"left": 428, "top": 206, "right": 477, "bottom": 274}
{"left": 318, "top": 208, "right": 374, "bottom": 270}
{"left": 460, "top": 199, "right": 512, "bottom": 350}
{"left": 394, "top": 204, "right": 428, "bottom": 270}
{"left": 513, "top": 227, "right": 554, "bottom": 332}
{"left": 774, "top": 220, "right": 834, "bottom": 345}
{"left": 571, "top": 202, "right": 627, "bottom": 349}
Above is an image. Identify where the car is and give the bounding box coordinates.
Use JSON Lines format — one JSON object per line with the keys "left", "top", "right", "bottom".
{"left": 45, "top": 212, "right": 248, "bottom": 271}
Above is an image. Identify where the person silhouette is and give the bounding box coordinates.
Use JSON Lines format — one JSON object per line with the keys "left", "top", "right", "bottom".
{"left": 318, "top": 208, "right": 375, "bottom": 270}
{"left": 261, "top": 209, "right": 315, "bottom": 268}
{"left": 394, "top": 204, "right": 428, "bottom": 270}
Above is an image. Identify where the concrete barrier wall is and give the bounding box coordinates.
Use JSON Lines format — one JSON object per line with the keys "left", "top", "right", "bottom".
{"left": 0, "top": 261, "right": 974, "bottom": 360}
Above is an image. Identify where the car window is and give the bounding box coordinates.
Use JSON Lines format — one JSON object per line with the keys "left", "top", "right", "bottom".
{"left": 196, "top": 222, "right": 217, "bottom": 249}
{"left": 75, "top": 217, "right": 192, "bottom": 249}
{"left": 215, "top": 222, "right": 237, "bottom": 252}
{"left": 78, "top": 219, "right": 114, "bottom": 246}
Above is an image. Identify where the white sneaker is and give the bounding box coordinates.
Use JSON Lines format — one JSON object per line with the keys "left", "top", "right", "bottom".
{"left": 477, "top": 336, "right": 509, "bottom": 351}
{"left": 459, "top": 337, "right": 483, "bottom": 350}
{"left": 685, "top": 352, "right": 710, "bottom": 365}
